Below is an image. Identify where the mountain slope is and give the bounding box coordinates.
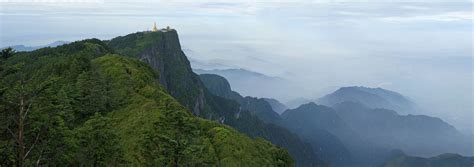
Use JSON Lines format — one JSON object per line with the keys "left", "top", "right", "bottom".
{"left": 263, "top": 98, "right": 288, "bottom": 115}
{"left": 383, "top": 153, "right": 474, "bottom": 167}
{"left": 317, "top": 86, "right": 417, "bottom": 114}
{"left": 194, "top": 68, "right": 299, "bottom": 101}
{"left": 107, "top": 30, "right": 274, "bottom": 124}
{"left": 199, "top": 74, "right": 283, "bottom": 126}
{"left": 283, "top": 102, "right": 409, "bottom": 166}
{"left": 199, "top": 74, "right": 326, "bottom": 167}
{"left": 0, "top": 38, "right": 292, "bottom": 166}
{"left": 333, "top": 101, "right": 472, "bottom": 157}
{"left": 108, "top": 30, "right": 211, "bottom": 117}
{"left": 282, "top": 103, "right": 353, "bottom": 166}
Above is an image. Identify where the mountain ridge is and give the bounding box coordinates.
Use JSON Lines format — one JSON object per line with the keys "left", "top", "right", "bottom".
{"left": 317, "top": 86, "right": 417, "bottom": 114}
{"left": 2, "top": 41, "right": 69, "bottom": 51}
{"left": 0, "top": 32, "right": 293, "bottom": 166}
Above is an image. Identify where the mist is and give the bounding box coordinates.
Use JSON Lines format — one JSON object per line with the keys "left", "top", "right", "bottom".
{"left": 0, "top": 0, "right": 472, "bottom": 135}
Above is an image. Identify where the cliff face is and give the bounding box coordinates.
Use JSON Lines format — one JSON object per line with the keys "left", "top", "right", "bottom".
{"left": 108, "top": 30, "right": 206, "bottom": 116}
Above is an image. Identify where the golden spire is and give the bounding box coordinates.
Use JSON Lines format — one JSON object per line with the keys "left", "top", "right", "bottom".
{"left": 152, "top": 22, "right": 158, "bottom": 32}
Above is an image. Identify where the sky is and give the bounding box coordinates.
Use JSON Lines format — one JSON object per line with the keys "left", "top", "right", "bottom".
{"left": 0, "top": 0, "right": 472, "bottom": 134}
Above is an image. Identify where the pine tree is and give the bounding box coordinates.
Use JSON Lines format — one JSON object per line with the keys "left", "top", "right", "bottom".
{"left": 74, "top": 113, "right": 124, "bottom": 166}
{"left": 1, "top": 47, "right": 15, "bottom": 60}
{"left": 142, "top": 110, "right": 206, "bottom": 166}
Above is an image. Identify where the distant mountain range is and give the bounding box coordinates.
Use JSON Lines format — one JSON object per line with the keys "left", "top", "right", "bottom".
{"left": 334, "top": 101, "right": 471, "bottom": 156}
{"left": 282, "top": 103, "right": 355, "bottom": 166}
{"left": 194, "top": 68, "right": 282, "bottom": 81}
{"left": 194, "top": 68, "right": 301, "bottom": 101}
{"left": 199, "top": 73, "right": 326, "bottom": 167}
{"left": 263, "top": 98, "right": 288, "bottom": 115}
{"left": 285, "top": 97, "right": 313, "bottom": 109}
{"left": 280, "top": 100, "right": 473, "bottom": 166}
{"left": 198, "top": 70, "right": 474, "bottom": 166}
{"left": 383, "top": 152, "right": 474, "bottom": 167}
{"left": 3, "top": 41, "right": 69, "bottom": 51}
{"left": 317, "top": 86, "right": 418, "bottom": 114}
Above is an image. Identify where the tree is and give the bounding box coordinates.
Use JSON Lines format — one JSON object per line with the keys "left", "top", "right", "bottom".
{"left": 1, "top": 47, "right": 16, "bottom": 59}
{"left": 0, "top": 62, "right": 49, "bottom": 166}
{"left": 73, "top": 71, "right": 108, "bottom": 124}
{"left": 142, "top": 110, "right": 207, "bottom": 167}
{"left": 74, "top": 113, "right": 124, "bottom": 166}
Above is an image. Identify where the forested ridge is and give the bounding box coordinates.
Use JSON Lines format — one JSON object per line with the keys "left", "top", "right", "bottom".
{"left": 0, "top": 37, "right": 293, "bottom": 166}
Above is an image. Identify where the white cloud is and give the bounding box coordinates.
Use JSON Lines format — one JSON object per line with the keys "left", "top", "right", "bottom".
{"left": 401, "top": 5, "right": 429, "bottom": 10}
{"left": 380, "top": 11, "right": 473, "bottom": 22}
{"left": 336, "top": 11, "right": 368, "bottom": 16}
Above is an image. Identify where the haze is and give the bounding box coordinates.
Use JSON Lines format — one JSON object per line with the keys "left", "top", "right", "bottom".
{"left": 0, "top": 0, "right": 472, "bottom": 134}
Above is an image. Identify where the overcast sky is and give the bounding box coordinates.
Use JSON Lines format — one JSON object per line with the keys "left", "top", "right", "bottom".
{"left": 0, "top": 0, "right": 472, "bottom": 133}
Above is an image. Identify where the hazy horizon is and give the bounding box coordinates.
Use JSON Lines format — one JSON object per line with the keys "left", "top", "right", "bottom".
{"left": 1, "top": 0, "right": 472, "bottom": 134}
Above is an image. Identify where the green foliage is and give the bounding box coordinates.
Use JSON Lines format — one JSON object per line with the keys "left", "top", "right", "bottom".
{"left": 93, "top": 55, "right": 292, "bottom": 166}
{"left": 1, "top": 47, "right": 16, "bottom": 59}
{"left": 141, "top": 110, "right": 212, "bottom": 166}
{"left": 74, "top": 113, "right": 124, "bottom": 166}
{"left": 108, "top": 31, "right": 206, "bottom": 117}
{"left": 0, "top": 39, "right": 121, "bottom": 166}
{"left": 106, "top": 31, "right": 165, "bottom": 57}
{"left": 73, "top": 71, "right": 109, "bottom": 123}
{"left": 0, "top": 38, "right": 293, "bottom": 166}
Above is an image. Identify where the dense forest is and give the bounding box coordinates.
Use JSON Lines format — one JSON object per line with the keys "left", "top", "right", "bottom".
{"left": 0, "top": 37, "right": 293, "bottom": 166}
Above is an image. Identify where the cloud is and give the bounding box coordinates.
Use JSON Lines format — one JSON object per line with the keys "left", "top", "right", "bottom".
{"left": 377, "top": 82, "right": 393, "bottom": 88}
{"left": 336, "top": 11, "right": 368, "bottom": 16}
{"left": 401, "top": 5, "right": 430, "bottom": 10}
{"left": 380, "top": 11, "right": 473, "bottom": 22}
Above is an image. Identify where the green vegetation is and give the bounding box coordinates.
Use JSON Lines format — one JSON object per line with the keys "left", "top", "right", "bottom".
{"left": 107, "top": 30, "right": 206, "bottom": 116}
{"left": 0, "top": 39, "right": 293, "bottom": 166}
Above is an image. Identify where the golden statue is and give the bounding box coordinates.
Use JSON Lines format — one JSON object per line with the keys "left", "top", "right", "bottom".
{"left": 152, "top": 22, "right": 158, "bottom": 32}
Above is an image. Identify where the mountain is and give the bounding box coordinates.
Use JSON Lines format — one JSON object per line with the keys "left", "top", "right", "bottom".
{"left": 194, "top": 68, "right": 280, "bottom": 80}
{"left": 199, "top": 73, "right": 326, "bottom": 167}
{"left": 107, "top": 30, "right": 249, "bottom": 122}
{"left": 3, "top": 41, "right": 69, "bottom": 51}
{"left": 108, "top": 30, "right": 210, "bottom": 116}
{"left": 383, "top": 152, "right": 474, "bottom": 167}
{"left": 333, "top": 101, "right": 472, "bottom": 157}
{"left": 317, "top": 86, "right": 417, "bottom": 114}
{"left": 286, "top": 97, "right": 312, "bottom": 109}
{"left": 263, "top": 98, "right": 288, "bottom": 115}
{"left": 0, "top": 34, "right": 292, "bottom": 166}
{"left": 194, "top": 68, "right": 299, "bottom": 101}
{"left": 198, "top": 73, "right": 241, "bottom": 100}
{"left": 199, "top": 74, "right": 283, "bottom": 126}
{"left": 282, "top": 102, "right": 412, "bottom": 167}
{"left": 282, "top": 103, "right": 353, "bottom": 166}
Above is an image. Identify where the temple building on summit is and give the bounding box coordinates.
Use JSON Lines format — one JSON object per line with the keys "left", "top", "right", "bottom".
{"left": 150, "top": 22, "right": 172, "bottom": 32}
{"left": 152, "top": 22, "right": 158, "bottom": 32}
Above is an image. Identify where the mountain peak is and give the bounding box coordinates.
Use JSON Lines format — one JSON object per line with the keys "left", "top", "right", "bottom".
{"left": 318, "top": 86, "right": 417, "bottom": 114}
{"left": 262, "top": 98, "right": 288, "bottom": 115}
{"left": 297, "top": 102, "right": 319, "bottom": 109}
{"left": 283, "top": 102, "right": 334, "bottom": 117}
